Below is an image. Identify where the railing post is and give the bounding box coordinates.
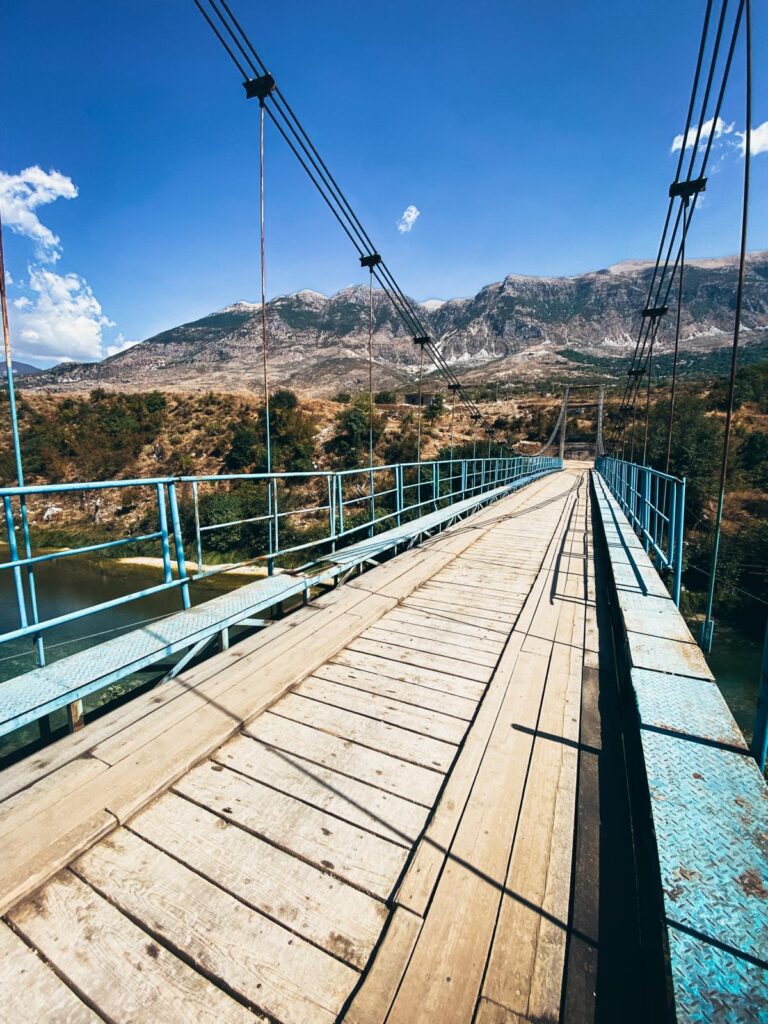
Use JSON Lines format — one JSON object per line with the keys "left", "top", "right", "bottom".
{"left": 368, "top": 467, "right": 375, "bottom": 539}
{"left": 3, "top": 496, "right": 30, "bottom": 635}
{"left": 270, "top": 478, "right": 279, "bottom": 574}
{"left": 640, "top": 468, "right": 651, "bottom": 552}
{"left": 337, "top": 474, "right": 345, "bottom": 537}
{"left": 328, "top": 475, "right": 337, "bottom": 552}
{"left": 191, "top": 480, "right": 203, "bottom": 572}
{"left": 157, "top": 483, "right": 174, "bottom": 586}
{"left": 167, "top": 481, "right": 190, "bottom": 609}
{"left": 433, "top": 462, "right": 439, "bottom": 510}
{"left": 671, "top": 477, "right": 685, "bottom": 607}
{"left": 751, "top": 619, "right": 768, "bottom": 772}
{"left": 395, "top": 464, "right": 403, "bottom": 526}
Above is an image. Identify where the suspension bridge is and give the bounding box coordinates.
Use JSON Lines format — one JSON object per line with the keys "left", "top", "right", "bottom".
{"left": 0, "top": 1, "right": 766, "bottom": 1022}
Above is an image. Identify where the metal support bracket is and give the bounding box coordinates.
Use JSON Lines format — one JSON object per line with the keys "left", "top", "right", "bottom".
{"left": 642, "top": 305, "right": 668, "bottom": 319}
{"left": 360, "top": 253, "right": 382, "bottom": 268}
{"left": 243, "top": 73, "right": 276, "bottom": 101}
{"left": 669, "top": 176, "right": 707, "bottom": 200}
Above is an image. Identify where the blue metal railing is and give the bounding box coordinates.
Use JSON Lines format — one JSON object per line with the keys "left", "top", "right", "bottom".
{"left": 0, "top": 455, "right": 561, "bottom": 664}
{"left": 595, "top": 456, "right": 686, "bottom": 606}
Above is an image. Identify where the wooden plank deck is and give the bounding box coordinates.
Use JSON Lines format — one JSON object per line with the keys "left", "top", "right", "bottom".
{"left": 0, "top": 466, "right": 602, "bottom": 1024}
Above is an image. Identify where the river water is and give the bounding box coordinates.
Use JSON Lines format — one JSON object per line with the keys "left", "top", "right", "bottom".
{"left": 0, "top": 556, "right": 763, "bottom": 756}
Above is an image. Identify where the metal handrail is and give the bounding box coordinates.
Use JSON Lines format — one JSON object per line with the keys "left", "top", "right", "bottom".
{"left": 595, "top": 455, "right": 686, "bottom": 606}
{"left": 0, "top": 455, "right": 561, "bottom": 663}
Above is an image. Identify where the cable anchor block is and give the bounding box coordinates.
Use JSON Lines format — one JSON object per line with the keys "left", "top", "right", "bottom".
{"left": 669, "top": 176, "right": 707, "bottom": 201}
{"left": 244, "top": 74, "right": 276, "bottom": 102}
{"left": 359, "top": 253, "right": 382, "bottom": 269}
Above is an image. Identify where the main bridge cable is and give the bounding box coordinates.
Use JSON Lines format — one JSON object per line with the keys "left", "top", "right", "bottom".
{"left": 615, "top": 0, "right": 746, "bottom": 456}
{"left": 609, "top": 0, "right": 744, "bottom": 452}
{"left": 613, "top": 0, "right": 717, "bottom": 444}
{"left": 615, "top": 0, "right": 723, "bottom": 447}
{"left": 701, "top": 0, "right": 752, "bottom": 653}
{"left": 618, "top": 0, "right": 736, "bottom": 455}
{"left": 194, "top": 0, "right": 513, "bottom": 453}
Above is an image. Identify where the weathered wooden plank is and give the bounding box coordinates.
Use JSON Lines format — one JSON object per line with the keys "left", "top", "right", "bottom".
{"left": 479, "top": 642, "right": 583, "bottom": 1022}
{"left": 213, "top": 733, "right": 429, "bottom": 846}
{"left": 346, "top": 637, "right": 491, "bottom": 683}
{"left": 174, "top": 761, "right": 407, "bottom": 899}
{"left": 401, "top": 595, "right": 515, "bottom": 631}
{"left": 0, "top": 757, "right": 107, "bottom": 840}
{"left": 75, "top": 828, "right": 357, "bottom": 1024}
{"left": 334, "top": 648, "right": 486, "bottom": 701}
{"left": 314, "top": 661, "right": 477, "bottom": 720}
{"left": 395, "top": 481, "right": 578, "bottom": 920}
{"left": 360, "top": 625, "right": 499, "bottom": 669}
{"left": 296, "top": 676, "right": 468, "bottom": 744}
{"left": 387, "top": 487, "right": 583, "bottom": 1023}
{"left": 8, "top": 871, "right": 255, "bottom": 1024}
{"left": 130, "top": 791, "right": 386, "bottom": 970}
{"left": 245, "top": 712, "right": 442, "bottom": 805}
{"left": 371, "top": 610, "right": 506, "bottom": 654}
{"left": 0, "top": 799, "right": 116, "bottom": 920}
{"left": 272, "top": 694, "right": 456, "bottom": 772}
{"left": 0, "top": 920, "right": 99, "bottom": 1023}
{"left": 342, "top": 907, "right": 423, "bottom": 1024}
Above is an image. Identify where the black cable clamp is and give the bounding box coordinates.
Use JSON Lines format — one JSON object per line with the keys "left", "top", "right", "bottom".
{"left": 244, "top": 74, "right": 276, "bottom": 101}
{"left": 669, "top": 176, "right": 707, "bottom": 200}
{"left": 360, "top": 253, "right": 382, "bottom": 269}
{"left": 413, "top": 336, "right": 430, "bottom": 346}
{"left": 448, "top": 383, "right": 462, "bottom": 391}
{"left": 642, "top": 305, "right": 668, "bottom": 319}
{"left": 628, "top": 367, "right": 645, "bottom": 377}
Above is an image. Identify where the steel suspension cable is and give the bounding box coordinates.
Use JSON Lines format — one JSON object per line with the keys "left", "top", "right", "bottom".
{"left": 665, "top": 197, "right": 687, "bottom": 473}
{"left": 701, "top": 0, "right": 752, "bottom": 652}
{"left": 367, "top": 269, "right": 375, "bottom": 469}
{"left": 258, "top": 100, "right": 272, "bottom": 474}
{"left": 415, "top": 344, "right": 425, "bottom": 464}
{"left": 195, "top": 0, "right": 513, "bottom": 452}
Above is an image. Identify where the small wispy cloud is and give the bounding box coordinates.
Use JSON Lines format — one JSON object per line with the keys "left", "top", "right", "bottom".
{"left": 671, "top": 116, "right": 734, "bottom": 153}
{"left": 397, "top": 204, "right": 420, "bottom": 234}
{"left": 736, "top": 120, "right": 768, "bottom": 157}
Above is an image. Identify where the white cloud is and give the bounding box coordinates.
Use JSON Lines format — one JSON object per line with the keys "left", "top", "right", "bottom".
{"left": 397, "top": 204, "right": 421, "bottom": 234}
{"left": 671, "top": 117, "right": 734, "bottom": 153}
{"left": 0, "top": 166, "right": 77, "bottom": 261}
{"left": 12, "top": 266, "right": 114, "bottom": 363}
{"left": 736, "top": 120, "right": 768, "bottom": 157}
{"left": 105, "top": 333, "right": 140, "bottom": 359}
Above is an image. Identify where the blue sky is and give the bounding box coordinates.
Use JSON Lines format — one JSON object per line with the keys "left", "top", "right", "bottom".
{"left": 1, "top": 0, "right": 766, "bottom": 366}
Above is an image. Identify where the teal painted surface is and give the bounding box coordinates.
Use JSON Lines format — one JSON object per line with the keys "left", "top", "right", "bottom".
{"left": 594, "top": 472, "right": 768, "bottom": 1023}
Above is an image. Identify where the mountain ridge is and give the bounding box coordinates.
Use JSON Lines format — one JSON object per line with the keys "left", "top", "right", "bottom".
{"left": 22, "top": 251, "right": 768, "bottom": 395}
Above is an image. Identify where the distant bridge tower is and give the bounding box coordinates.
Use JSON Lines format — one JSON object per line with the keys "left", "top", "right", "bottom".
{"left": 559, "top": 386, "right": 569, "bottom": 461}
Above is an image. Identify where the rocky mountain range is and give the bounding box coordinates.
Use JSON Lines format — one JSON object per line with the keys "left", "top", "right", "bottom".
{"left": 22, "top": 252, "right": 768, "bottom": 395}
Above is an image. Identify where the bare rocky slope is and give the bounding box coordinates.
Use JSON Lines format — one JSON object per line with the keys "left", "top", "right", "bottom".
{"left": 23, "top": 252, "right": 768, "bottom": 395}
